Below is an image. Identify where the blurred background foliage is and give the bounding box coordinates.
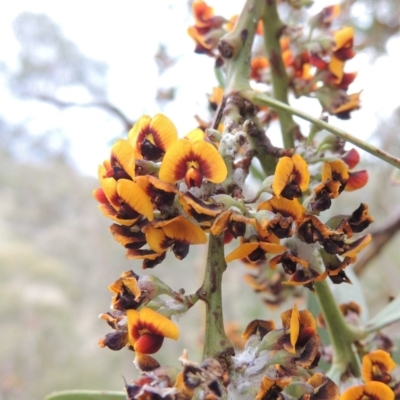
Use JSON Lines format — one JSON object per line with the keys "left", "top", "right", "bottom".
{"left": 1, "top": 1, "right": 400, "bottom": 399}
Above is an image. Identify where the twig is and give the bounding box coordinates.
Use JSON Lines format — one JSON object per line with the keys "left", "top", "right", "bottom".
{"left": 35, "top": 94, "right": 134, "bottom": 130}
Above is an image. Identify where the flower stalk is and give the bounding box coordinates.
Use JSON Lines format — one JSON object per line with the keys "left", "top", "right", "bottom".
{"left": 247, "top": 91, "right": 400, "bottom": 169}
{"left": 314, "top": 278, "right": 367, "bottom": 382}
{"left": 197, "top": 234, "right": 234, "bottom": 362}
{"left": 262, "top": 0, "right": 298, "bottom": 149}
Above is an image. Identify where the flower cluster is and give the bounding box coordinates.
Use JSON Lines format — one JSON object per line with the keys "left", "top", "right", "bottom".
{"left": 93, "top": 114, "right": 227, "bottom": 269}
{"left": 189, "top": 1, "right": 360, "bottom": 119}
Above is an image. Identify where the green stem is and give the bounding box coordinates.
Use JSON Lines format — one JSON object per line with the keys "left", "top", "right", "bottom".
{"left": 262, "top": 1, "right": 297, "bottom": 149}
{"left": 314, "top": 279, "right": 365, "bottom": 381}
{"left": 219, "top": 0, "right": 277, "bottom": 175}
{"left": 221, "top": 0, "right": 263, "bottom": 93}
{"left": 196, "top": 234, "right": 233, "bottom": 362}
{"left": 248, "top": 91, "right": 400, "bottom": 169}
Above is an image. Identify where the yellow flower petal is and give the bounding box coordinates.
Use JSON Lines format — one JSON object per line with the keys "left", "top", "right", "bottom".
{"left": 143, "top": 225, "right": 170, "bottom": 253}
{"left": 292, "top": 154, "right": 310, "bottom": 192}
{"left": 159, "top": 139, "right": 227, "bottom": 185}
{"left": 98, "top": 165, "right": 120, "bottom": 209}
{"left": 127, "top": 307, "right": 179, "bottom": 342}
{"left": 341, "top": 381, "right": 394, "bottom": 400}
{"left": 159, "top": 139, "right": 193, "bottom": 183}
{"left": 290, "top": 303, "right": 300, "bottom": 352}
{"left": 334, "top": 26, "right": 354, "bottom": 50}
{"left": 98, "top": 204, "right": 138, "bottom": 226}
{"left": 160, "top": 216, "right": 207, "bottom": 245}
{"left": 273, "top": 157, "right": 294, "bottom": 198}
{"left": 116, "top": 179, "right": 154, "bottom": 221}
{"left": 192, "top": 140, "right": 227, "bottom": 183}
{"left": 258, "top": 197, "right": 305, "bottom": 222}
{"left": 110, "top": 139, "right": 136, "bottom": 178}
{"left": 226, "top": 242, "right": 259, "bottom": 263}
{"left": 128, "top": 114, "right": 178, "bottom": 160}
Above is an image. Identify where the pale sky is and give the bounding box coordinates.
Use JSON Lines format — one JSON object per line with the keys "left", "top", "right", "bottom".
{"left": 1, "top": 0, "right": 399, "bottom": 176}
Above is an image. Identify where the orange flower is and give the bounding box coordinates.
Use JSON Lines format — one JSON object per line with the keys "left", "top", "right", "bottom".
{"left": 143, "top": 215, "right": 207, "bottom": 260}
{"left": 225, "top": 224, "right": 285, "bottom": 264}
{"left": 362, "top": 350, "right": 396, "bottom": 384}
{"left": 309, "top": 159, "right": 349, "bottom": 212}
{"left": 273, "top": 155, "right": 309, "bottom": 199}
{"left": 255, "top": 374, "right": 291, "bottom": 400}
{"left": 258, "top": 197, "right": 305, "bottom": 238}
{"left": 127, "top": 307, "right": 179, "bottom": 354}
{"left": 159, "top": 139, "right": 227, "bottom": 189}
{"left": 95, "top": 164, "right": 153, "bottom": 225}
{"left": 242, "top": 319, "right": 276, "bottom": 341}
{"left": 341, "top": 381, "right": 394, "bottom": 400}
{"left": 332, "top": 92, "right": 361, "bottom": 120}
{"left": 191, "top": 0, "right": 225, "bottom": 29}
{"left": 305, "top": 373, "right": 340, "bottom": 399}
{"left": 128, "top": 114, "right": 178, "bottom": 161}
{"left": 279, "top": 304, "right": 321, "bottom": 368}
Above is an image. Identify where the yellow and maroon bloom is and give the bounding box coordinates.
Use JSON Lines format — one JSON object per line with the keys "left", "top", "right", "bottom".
{"left": 337, "top": 234, "right": 372, "bottom": 258}
{"left": 309, "top": 159, "right": 349, "bottom": 212}
{"left": 258, "top": 197, "right": 305, "bottom": 238}
{"left": 303, "top": 373, "right": 340, "bottom": 400}
{"left": 297, "top": 214, "right": 332, "bottom": 244}
{"left": 255, "top": 374, "right": 291, "bottom": 400}
{"left": 95, "top": 165, "right": 154, "bottom": 225}
{"left": 133, "top": 175, "right": 178, "bottom": 211}
{"left": 108, "top": 269, "right": 142, "bottom": 310}
{"left": 106, "top": 139, "right": 136, "bottom": 179}
{"left": 159, "top": 138, "right": 227, "bottom": 189}
{"left": 273, "top": 155, "right": 310, "bottom": 200}
{"left": 283, "top": 266, "right": 328, "bottom": 291}
{"left": 191, "top": 0, "right": 225, "bottom": 29}
{"left": 269, "top": 251, "right": 309, "bottom": 275}
{"left": 335, "top": 203, "right": 374, "bottom": 236}
{"left": 279, "top": 305, "right": 321, "bottom": 368}
{"left": 187, "top": 25, "right": 216, "bottom": 55}
{"left": 98, "top": 313, "right": 129, "bottom": 351}
{"left": 362, "top": 350, "right": 396, "bottom": 384}
{"left": 109, "top": 223, "right": 147, "bottom": 251}
{"left": 333, "top": 27, "right": 355, "bottom": 62}
{"left": 340, "top": 381, "right": 394, "bottom": 400}
{"left": 127, "top": 307, "right": 179, "bottom": 355}
{"left": 128, "top": 114, "right": 178, "bottom": 161}
{"left": 126, "top": 249, "right": 167, "bottom": 269}
{"left": 143, "top": 216, "right": 207, "bottom": 260}
{"left": 242, "top": 319, "right": 276, "bottom": 341}
{"left": 226, "top": 237, "right": 286, "bottom": 264}
{"left": 211, "top": 210, "right": 251, "bottom": 239}
{"left": 178, "top": 191, "right": 223, "bottom": 226}
{"left": 332, "top": 92, "right": 361, "bottom": 120}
